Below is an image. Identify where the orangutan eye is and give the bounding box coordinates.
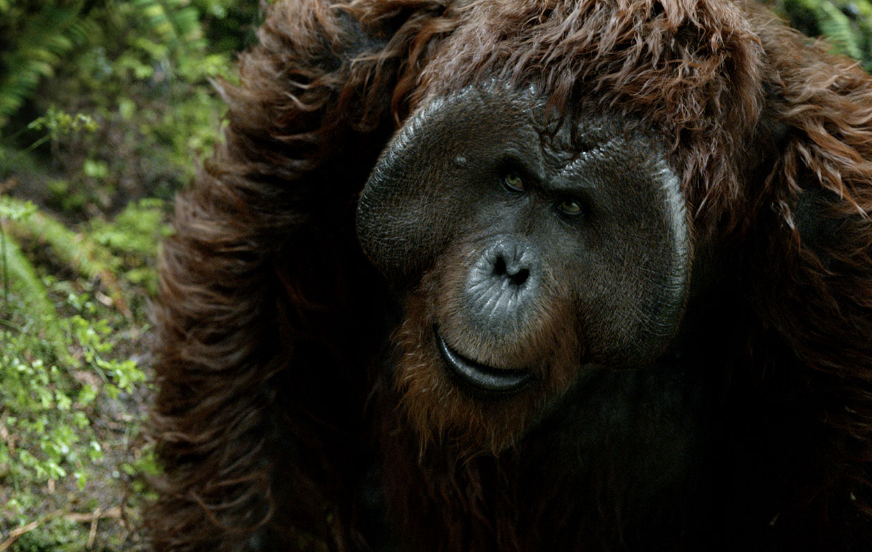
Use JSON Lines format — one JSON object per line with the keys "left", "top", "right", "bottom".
{"left": 557, "top": 199, "right": 583, "bottom": 216}
{"left": 503, "top": 172, "right": 526, "bottom": 193}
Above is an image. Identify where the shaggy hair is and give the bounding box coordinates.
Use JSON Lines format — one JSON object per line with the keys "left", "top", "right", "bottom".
{"left": 147, "top": 0, "right": 872, "bottom": 550}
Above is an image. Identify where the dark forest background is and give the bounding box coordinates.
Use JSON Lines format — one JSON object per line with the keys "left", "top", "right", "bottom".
{"left": 0, "top": 0, "right": 870, "bottom": 550}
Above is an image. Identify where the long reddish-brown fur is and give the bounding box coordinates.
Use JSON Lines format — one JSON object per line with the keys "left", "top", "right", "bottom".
{"left": 147, "top": 0, "right": 872, "bottom": 550}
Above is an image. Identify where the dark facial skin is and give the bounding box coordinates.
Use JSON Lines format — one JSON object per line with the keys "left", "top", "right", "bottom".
{"left": 357, "top": 85, "right": 691, "bottom": 433}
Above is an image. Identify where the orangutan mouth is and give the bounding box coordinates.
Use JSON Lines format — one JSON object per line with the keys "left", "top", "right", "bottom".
{"left": 434, "top": 328, "right": 533, "bottom": 395}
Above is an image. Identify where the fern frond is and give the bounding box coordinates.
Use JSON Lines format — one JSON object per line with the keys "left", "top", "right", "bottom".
{"left": 130, "top": 0, "right": 205, "bottom": 49}
{"left": 782, "top": 0, "right": 872, "bottom": 69}
{"left": 0, "top": 223, "right": 67, "bottom": 356}
{"left": 0, "top": 4, "right": 90, "bottom": 126}
{"left": 2, "top": 197, "right": 129, "bottom": 315}
{"left": 818, "top": 1, "right": 864, "bottom": 59}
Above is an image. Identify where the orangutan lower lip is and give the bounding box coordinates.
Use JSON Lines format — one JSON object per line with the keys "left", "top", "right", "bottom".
{"left": 434, "top": 328, "right": 533, "bottom": 394}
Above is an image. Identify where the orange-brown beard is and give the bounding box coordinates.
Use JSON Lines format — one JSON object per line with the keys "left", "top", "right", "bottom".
{"left": 391, "top": 242, "right": 584, "bottom": 456}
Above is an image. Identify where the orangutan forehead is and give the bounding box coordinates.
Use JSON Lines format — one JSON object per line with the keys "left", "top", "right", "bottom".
{"left": 346, "top": 0, "right": 766, "bottom": 230}
{"left": 418, "top": 0, "right": 761, "bottom": 116}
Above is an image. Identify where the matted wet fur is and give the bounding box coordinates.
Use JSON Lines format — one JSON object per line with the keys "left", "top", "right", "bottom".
{"left": 147, "top": 0, "right": 872, "bottom": 550}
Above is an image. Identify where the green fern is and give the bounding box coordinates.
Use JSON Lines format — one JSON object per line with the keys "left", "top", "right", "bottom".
{"left": 0, "top": 4, "right": 96, "bottom": 127}
{"left": 819, "top": 1, "right": 864, "bottom": 59}
{"left": 0, "top": 0, "right": 225, "bottom": 131}
{"left": 1, "top": 196, "right": 129, "bottom": 315}
{"left": 0, "top": 199, "right": 69, "bottom": 360}
{"left": 781, "top": 0, "right": 872, "bottom": 70}
{"left": 132, "top": 0, "right": 205, "bottom": 47}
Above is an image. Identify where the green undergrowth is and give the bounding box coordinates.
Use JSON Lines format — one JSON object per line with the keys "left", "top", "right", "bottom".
{"left": 0, "top": 196, "right": 167, "bottom": 551}
{"left": 0, "top": 0, "right": 260, "bottom": 547}
{"left": 768, "top": 0, "right": 872, "bottom": 69}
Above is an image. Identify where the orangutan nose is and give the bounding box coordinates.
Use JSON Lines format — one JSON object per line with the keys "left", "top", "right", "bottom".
{"left": 463, "top": 239, "right": 540, "bottom": 337}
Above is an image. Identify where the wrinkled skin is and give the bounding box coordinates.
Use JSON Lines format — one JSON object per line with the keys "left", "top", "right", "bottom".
{"left": 358, "top": 86, "right": 691, "bottom": 449}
